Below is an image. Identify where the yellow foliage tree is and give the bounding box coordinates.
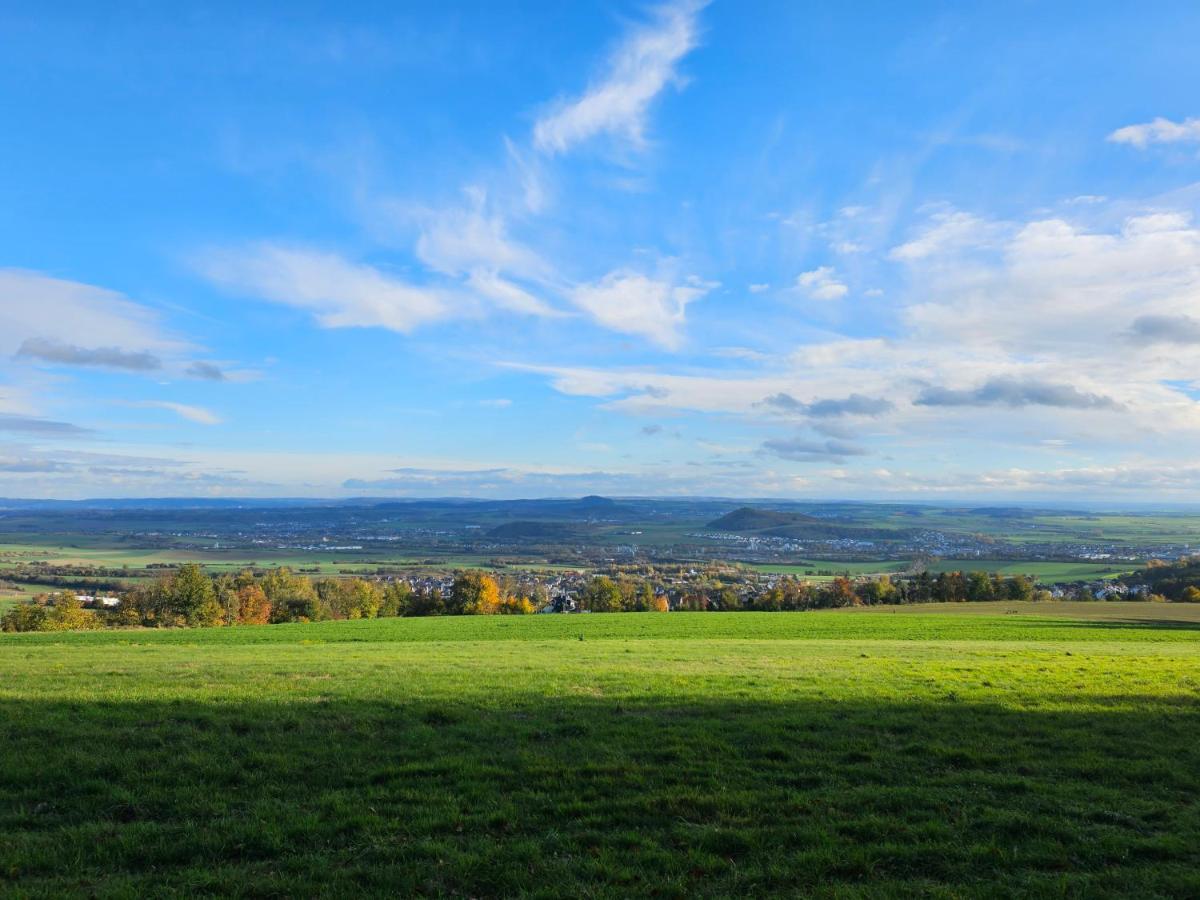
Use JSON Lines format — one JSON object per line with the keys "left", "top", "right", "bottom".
{"left": 450, "top": 573, "right": 501, "bottom": 615}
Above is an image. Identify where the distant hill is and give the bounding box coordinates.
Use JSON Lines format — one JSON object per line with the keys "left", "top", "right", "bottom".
{"left": 487, "top": 521, "right": 594, "bottom": 541}
{"left": 706, "top": 506, "right": 916, "bottom": 542}
{"left": 707, "top": 507, "right": 821, "bottom": 531}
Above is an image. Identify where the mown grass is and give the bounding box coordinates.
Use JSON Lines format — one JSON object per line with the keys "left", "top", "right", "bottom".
{"left": 2, "top": 610, "right": 1199, "bottom": 896}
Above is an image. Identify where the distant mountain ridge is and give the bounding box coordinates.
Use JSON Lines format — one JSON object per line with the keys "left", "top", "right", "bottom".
{"left": 707, "top": 507, "right": 821, "bottom": 531}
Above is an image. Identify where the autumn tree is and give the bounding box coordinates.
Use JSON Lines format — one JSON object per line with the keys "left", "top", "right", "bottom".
{"left": 1005, "top": 576, "right": 1035, "bottom": 602}
{"left": 497, "top": 594, "right": 535, "bottom": 614}
{"left": 406, "top": 587, "right": 445, "bottom": 617}
{"left": 261, "top": 568, "right": 321, "bottom": 622}
{"left": 449, "top": 573, "right": 501, "bottom": 615}
{"left": 827, "top": 576, "right": 857, "bottom": 608}
{"left": 236, "top": 584, "right": 271, "bottom": 625}
{"left": 379, "top": 581, "right": 412, "bottom": 617}
{"left": 578, "top": 576, "right": 622, "bottom": 612}
{"left": 347, "top": 579, "right": 383, "bottom": 619}
{"left": 1, "top": 602, "right": 48, "bottom": 632}
{"left": 45, "top": 591, "right": 102, "bottom": 631}
{"left": 213, "top": 573, "right": 239, "bottom": 625}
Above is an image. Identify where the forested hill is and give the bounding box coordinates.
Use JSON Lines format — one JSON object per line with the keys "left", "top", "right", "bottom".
{"left": 706, "top": 506, "right": 917, "bottom": 542}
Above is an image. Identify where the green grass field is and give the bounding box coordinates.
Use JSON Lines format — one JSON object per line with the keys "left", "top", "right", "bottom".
{"left": 2, "top": 605, "right": 1199, "bottom": 896}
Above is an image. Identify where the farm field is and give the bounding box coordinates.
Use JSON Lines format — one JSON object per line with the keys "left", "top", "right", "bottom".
{"left": 750, "top": 559, "right": 1136, "bottom": 581}
{"left": 2, "top": 607, "right": 1198, "bottom": 895}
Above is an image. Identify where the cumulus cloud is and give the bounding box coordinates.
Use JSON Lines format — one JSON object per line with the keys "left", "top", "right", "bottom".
{"left": 901, "top": 210, "right": 1200, "bottom": 357}
{"left": 793, "top": 266, "right": 848, "bottom": 301}
{"left": 761, "top": 436, "right": 868, "bottom": 463}
{"left": 914, "top": 377, "right": 1121, "bottom": 410}
{"left": 1108, "top": 117, "right": 1200, "bottom": 148}
{"left": 16, "top": 337, "right": 162, "bottom": 371}
{"left": 197, "top": 244, "right": 448, "bottom": 333}
{"left": 571, "top": 270, "right": 714, "bottom": 349}
{"left": 1126, "top": 314, "right": 1200, "bottom": 345}
{"left": 533, "top": 0, "right": 704, "bottom": 154}
{"left": 764, "top": 392, "right": 894, "bottom": 418}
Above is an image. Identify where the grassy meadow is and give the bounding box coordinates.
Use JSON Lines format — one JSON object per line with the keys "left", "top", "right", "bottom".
{"left": 2, "top": 605, "right": 1199, "bottom": 896}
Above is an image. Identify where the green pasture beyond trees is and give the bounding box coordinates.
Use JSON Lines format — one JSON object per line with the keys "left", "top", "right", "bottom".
{"left": 2, "top": 608, "right": 1199, "bottom": 896}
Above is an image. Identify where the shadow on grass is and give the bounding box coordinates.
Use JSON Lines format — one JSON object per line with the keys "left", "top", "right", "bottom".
{"left": 1, "top": 694, "right": 1198, "bottom": 896}
{"left": 1014, "top": 616, "right": 1200, "bottom": 632}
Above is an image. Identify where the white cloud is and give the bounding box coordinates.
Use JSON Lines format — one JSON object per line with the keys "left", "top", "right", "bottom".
{"left": 137, "top": 401, "right": 222, "bottom": 425}
{"left": 902, "top": 210, "right": 1200, "bottom": 356}
{"left": 888, "top": 210, "right": 999, "bottom": 261}
{"left": 1108, "top": 117, "right": 1200, "bottom": 148}
{"left": 533, "top": 0, "right": 705, "bottom": 154}
{"left": 748, "top": 283, "right": 770, "bottom": 293}
{"left": 415, "top": 198, "right": 550, "bottom": 282}
{"left": 794, "top": 266, "right": 848, "bottom": 300}
{"left": 197, "top": 244, "right": 449, "bottom": 333}
{"left": 0, "top": 269, "right": 181, "bottom": 357}
{"left": 570, "top": 270, "right": 714, "bottom": 349}
{"left": 464, "top": 270, "right": 562, "bottom": 317}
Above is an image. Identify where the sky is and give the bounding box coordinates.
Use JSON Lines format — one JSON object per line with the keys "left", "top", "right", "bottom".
{"left": 2, "top": 0, "right": 1200, "bottom": 501}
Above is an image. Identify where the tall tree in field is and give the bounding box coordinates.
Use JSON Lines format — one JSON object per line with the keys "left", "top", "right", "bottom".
{"left": 579, "top": 576, "right": 622, "bottom": 612}
{"left": 449, "top": 573, "right": 501, "bottom": 615}
{"left": 379, "top": 581, "right": 412, "bottom": 617}
{"left": 966, "top": 571, "right": 994, "bottom": 602}
{"left": 172, "top": 564, "right": 222, "bottom": 627}
{"left": 828, "top": 576, "right": 857, "bottom": 608}
{"left": 45, "top": 591, "right": 101, "bottom": 631}
{"left": 1005, "top": 576, "right": 1035, "bottom": 602}
{"left": 348, "top": 579, "right": 383, "bottom": 619}
{"left": 236, "top": 584, "right": 271, "bottom": 625}
{"left": 213, "top": 573, "right": 239, "bottom": 625}
{"left": 261, "top": 568, "right": 321, "bottom": 622}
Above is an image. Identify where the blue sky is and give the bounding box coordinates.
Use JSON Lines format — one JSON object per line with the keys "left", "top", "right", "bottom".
{"left": 3, "top": 0, "right": 1200, "bottom": 500}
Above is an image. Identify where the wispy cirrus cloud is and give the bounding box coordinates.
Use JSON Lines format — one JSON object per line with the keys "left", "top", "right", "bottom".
{"left": 135, "top": 401, "right": 222, "bottom": 425}
{"left": 533, "top": 0, "right": 705, "bottom": 155}
{"left": 197, "top": 244, "right": 449, "bottom": 334}
{"left": 0, "top": 414, "right": 92, "bottom": 437}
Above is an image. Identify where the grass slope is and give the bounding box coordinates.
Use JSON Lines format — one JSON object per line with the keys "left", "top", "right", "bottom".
{"left": 2, "top": 608, "right": 1199, "bottom": 896}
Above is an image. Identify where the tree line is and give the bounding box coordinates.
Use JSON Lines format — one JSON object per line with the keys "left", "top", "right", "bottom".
{"left": 2, "top": 563, "right": 1059, "bottom": 632}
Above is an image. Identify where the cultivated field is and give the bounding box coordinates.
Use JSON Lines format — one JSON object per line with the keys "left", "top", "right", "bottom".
{"left": 2, "top": 606, "right": 1198, "bottom": 895}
